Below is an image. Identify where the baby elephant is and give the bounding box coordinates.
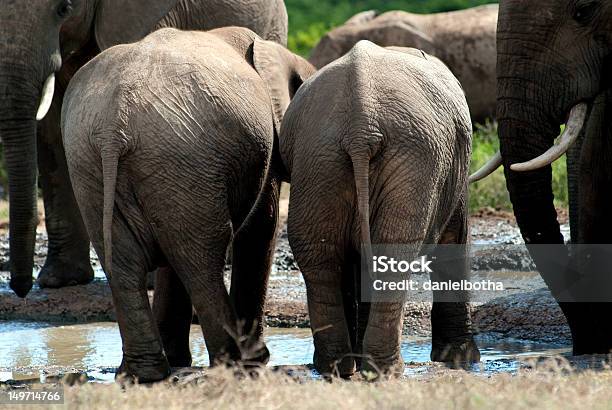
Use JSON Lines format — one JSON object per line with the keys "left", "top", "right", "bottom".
{"left": 62, "top": 27, "right": 314, "bottom": 382}
{"left": 280, "top": 41, "right": 479, "bottom": 377}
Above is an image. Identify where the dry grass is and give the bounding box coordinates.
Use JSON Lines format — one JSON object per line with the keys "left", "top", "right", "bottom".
{"left": 11, "top": 363, "right": 612, "bottom": 410}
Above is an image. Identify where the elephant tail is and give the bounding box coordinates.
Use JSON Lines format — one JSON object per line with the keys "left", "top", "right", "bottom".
{"left": 350, "top": 151, "right": 374, "bottom": 277}
{"left": 101, "top": 146, "right": 121, "bottom": 277}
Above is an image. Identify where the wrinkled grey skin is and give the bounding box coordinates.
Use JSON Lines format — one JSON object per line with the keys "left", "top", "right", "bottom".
{"left": 62, "top": 27, "right": 314, "bottom": 382}
{"left": 279, "top": 41, "right": 479, "bottom": 377}
{"left": 496, "top": 0, "right": 612, "bottom": 354}
{"left": 309, "top": 4, "right": 497, "bottom": 123}
{"left": 0, "top": 0, "right": 288, "bottom": 297}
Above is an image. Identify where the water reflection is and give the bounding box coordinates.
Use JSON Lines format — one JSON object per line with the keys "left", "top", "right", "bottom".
{"left": 0, "top": 321, "right": 570, "bottom": 378}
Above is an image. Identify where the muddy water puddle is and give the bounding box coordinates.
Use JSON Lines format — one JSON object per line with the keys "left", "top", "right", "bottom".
{"left": 0, "top": 321, "right": 570, "bottom": 383}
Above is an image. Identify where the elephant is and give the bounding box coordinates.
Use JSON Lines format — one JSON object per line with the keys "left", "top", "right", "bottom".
{"left": 0, "top": 0, "right": 288, "bottom": 297}
{"left": 61, "top": 27, "right": 314, "bottom": 382}
{"left": 278, "top": 41, "right": 480, "bottom": 377}
{"left": 471, "top": 0, "right": 612, "bottom": 354}
{"left": 308, "top": 4, "right": 498, "bottom": 123}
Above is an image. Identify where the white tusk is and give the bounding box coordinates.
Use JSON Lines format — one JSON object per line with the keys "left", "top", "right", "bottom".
{"left": 469, "top": 151, "right": 502, "bottom": 183}
{"left": 510, "top": 103, "right": 588, "bottom": 172}
{"left": 36, "top": 74, "right": 55, "bottom": 121}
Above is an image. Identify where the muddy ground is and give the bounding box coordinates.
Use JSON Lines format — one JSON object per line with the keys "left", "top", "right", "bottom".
{"left": 0, "top": 201, "right": 573, "bottom": 345}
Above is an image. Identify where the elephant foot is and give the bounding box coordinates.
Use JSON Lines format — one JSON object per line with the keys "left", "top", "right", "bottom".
{"left": 360, "top": 354, "right": 404, "bottom": 380}
{"left": 571, "top": 328, "right": 612, "bottom": 356}
{"left": 116, "top": 355, "right": 172, "bottom": 384}
{"left": 431, "top": 336, "right": 480, "bottom": 364}
{"left": 314, "top": 350, "right": 356, "bottom": 378}
{"left": 573, "top": 342, "right": 612, "bottom": 356}
{"left": 561, "top": 302, "right": 612, "bottom": 356}
{"left": 37, "top": 259, "right": 94, "bottom": 288}
{"left": 208, "top": 339, "right": 270, "bottom": 369}
{"left": 238, "top": 340, "right": 271, "bottom": 367}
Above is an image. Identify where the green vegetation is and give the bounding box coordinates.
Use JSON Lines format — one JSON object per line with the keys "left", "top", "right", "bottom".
{"left": 286, "top": 0, "right": 498, "bottom": 56}
{"left": 468, "top": 121, "right": 509, "bottom": 212}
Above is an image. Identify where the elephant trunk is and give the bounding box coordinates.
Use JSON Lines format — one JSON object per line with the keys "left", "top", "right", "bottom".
{"left": 0, "top": 70, "right": 45, "bottom": 298}
{"left": 497, "top": 94, "right": 564, "bottom": 244}
{"left": 497, "top": 82, "right": 574, "bottom": 296}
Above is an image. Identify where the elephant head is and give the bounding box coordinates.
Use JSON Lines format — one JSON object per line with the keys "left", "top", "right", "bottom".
{"left": 0, "top": 0, "right": 179, "bottom": 297}
{"left": 473, "top": 0, "right": 612, "bottom": 248}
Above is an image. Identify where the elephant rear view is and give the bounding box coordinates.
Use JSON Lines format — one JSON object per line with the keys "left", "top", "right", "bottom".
{"left": 280, "top": 41, "right": 478, "bottom": 377}
{"left": 0, "top": 0, "right": 290, "bottom": 297}
{"left": 62, "top": 27, "right": 314, "bottom": 382}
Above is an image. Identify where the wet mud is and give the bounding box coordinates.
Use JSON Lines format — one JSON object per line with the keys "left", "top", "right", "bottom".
{"left": 0, "top": 322, "right": 574, "bottom": 385}
{"left": 0, "top": 209, "right": 597, "bottom": 385}
{"left": 0, "top": 211, "right": 572, "bottom": 344}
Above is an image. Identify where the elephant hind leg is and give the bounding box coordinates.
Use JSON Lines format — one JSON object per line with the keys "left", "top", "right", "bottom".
{"left": 340, "top": 252, "right": 370, "bottom": 369}
{"left": 361, "top": 192, "right": 435, "bottom": 377}
{"left": 430, "top": 195, "right": 480, "bottom": 364}
{"left": 104, "top": 213, "right": 171, "bottom": 382}
{"left": 160, "top": 219, "right": 242, "bottom": 366}
{"left": 153, "top": 266, "right": 193, "bottom": 368}
{"left": 70, "top": 154, "right": 169, "bottom": 381}
{"left": 287, "top": 180, "right": 355, "bottom": 377}
{"left": 228, "top": 174, "right": 282, "bottom": 365}
{"left": 294, "top": 244, "right": 355, "bottom": 377}
{"left": 301, "top": 252, "right": 355, "bottom": 378}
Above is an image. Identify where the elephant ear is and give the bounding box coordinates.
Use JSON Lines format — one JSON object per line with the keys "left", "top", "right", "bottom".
{"left": 95, "top": 0, "right": 178, "bottom": 50}
{"left": 253, "top": 37, "right": 316, "bottom": 133}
